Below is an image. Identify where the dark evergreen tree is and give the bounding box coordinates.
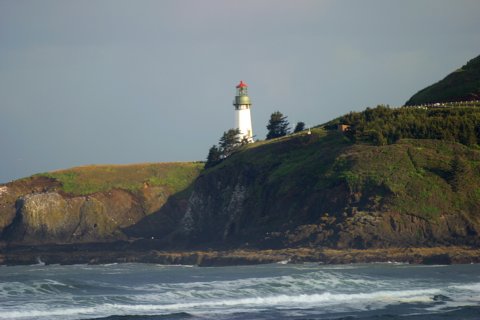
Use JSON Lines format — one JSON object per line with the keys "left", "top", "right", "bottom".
{"left": 205, "top": 128, "right": 243, "bottom": 169}
{"left": 370, "top": 130, "right": 387, "bottom": 146}
{"left": 219, "top": 128, "right": 242, "bottom": 158}
{"left": 293, "top": 121, "right": 306, "bottom": 133}
{"left": 205, "top": 145, "right": 222, "bottom": 169}
{"left": 449, "top": 154, "right": 472, "bottom": 192}
{"left": 266, "top": 111, "right": 290, "bottom": 140}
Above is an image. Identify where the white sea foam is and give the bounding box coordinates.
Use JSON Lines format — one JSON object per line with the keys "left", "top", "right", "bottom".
{"left": 0, "top": 279, "right": 74, "bottom": 299}
{"left": 276, "top": 259, "right": 291, "bottom": 264}
{"left": 129, "top": 269, "right": 384, "bottom": 296}
{"left": 119, "top": 269, "right": 412, "bottom": 310}
{"left": 155, "top": 288, "right": 438, "bottom": 310}
{"left": 35, "top": 257, "right": 46, "bottom": 266}
{"left": 120, "top": 289, "right": 440, "bottom": 316}
{"left": 1, "top": 288, "right": 440, "bottom": 320}
{"left": 450, "top": 282, "right": 480, "bottom": 292}
{"left": 0, "top": 268, "right": 444, "bottom": 319}
{"left": 155, "top": 264, "right": 195, "bottom": 268}
{"left": 0, "top": 306, "right": 96, "bottom": 320}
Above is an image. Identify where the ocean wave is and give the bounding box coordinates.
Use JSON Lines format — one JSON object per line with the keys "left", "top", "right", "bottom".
{"left": 135, "top": 288, "right": 440, "bottom": 311}
{"left": 0, "top": 306, "right": 97, "bottom": 320}
{"left": 155, "top": 264, "right": 196, "bottom": 268}
{"left": 0, "top": 279, "right": 75, "bottom": 298}
{"left": 0, "top": 288, "right": 440, "bottom": 320}
{"left": 127, "top": 269, "right": 386, "bottom": 296}
{"left": 450, "top": 282, "right": 480, "bottom": 292}
{"left": 2, "top": 264, "right": 479, "bottom": 320}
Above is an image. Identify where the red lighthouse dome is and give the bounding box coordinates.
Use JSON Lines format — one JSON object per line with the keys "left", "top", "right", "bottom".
{"left": 236, "top": 80, "right": 248, "bottom": 88}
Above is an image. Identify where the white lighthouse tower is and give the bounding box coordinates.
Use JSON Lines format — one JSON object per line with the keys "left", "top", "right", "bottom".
{"left": 233, "top": 80, "right": 253, "bottom": 142}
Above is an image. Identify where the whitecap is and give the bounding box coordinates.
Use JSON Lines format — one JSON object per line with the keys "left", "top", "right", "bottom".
{"left": 100, "top": 288, "right": 441, "bottom": 316}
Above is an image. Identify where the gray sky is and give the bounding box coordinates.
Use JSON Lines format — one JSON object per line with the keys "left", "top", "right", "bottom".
{"left": 1, "top": 0, "right": 479, "bottom": 183}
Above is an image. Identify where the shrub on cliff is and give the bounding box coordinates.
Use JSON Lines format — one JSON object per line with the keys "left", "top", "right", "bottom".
{"left": 266, "top": 111, "right": 290, "bottom": 140}
{"left": 293, "top": 121, "right": 306, "bottom": 133}
{"left": 206, "top": 128, "right": 246, "bottom": 168}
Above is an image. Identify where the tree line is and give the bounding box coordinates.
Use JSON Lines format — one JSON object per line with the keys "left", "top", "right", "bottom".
{"left": 335, "top": 105, "right": 480, "bottom": 146}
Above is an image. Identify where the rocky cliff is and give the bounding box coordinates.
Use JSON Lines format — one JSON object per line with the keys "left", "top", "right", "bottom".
{"left": 0, "top": 163, "right": 202, "bottom": 245}
{"left": 162, "top": 130, "right": 480, "bottom": 250}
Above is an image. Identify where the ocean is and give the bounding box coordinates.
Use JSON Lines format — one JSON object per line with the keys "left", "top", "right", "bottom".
{"left": 0, "top": 262, "right": 479, "bottom": 320}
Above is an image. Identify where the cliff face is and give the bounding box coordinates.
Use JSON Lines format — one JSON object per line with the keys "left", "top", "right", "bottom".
{"left": 164, "top": 130, "right": 480, "bottom": 249}
{"left": 171, "top": 131, "right": 350, "bottom": 248}
{"left": 2, "top": 190, "right": 143, "bottom": 243}
{"left": 0, "top": 163, "right": 202, "bottom": 244}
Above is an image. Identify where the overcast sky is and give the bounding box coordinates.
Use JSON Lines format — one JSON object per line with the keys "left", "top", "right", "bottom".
{"left": 1, "top": 0, "right": 479, "bottom": 183}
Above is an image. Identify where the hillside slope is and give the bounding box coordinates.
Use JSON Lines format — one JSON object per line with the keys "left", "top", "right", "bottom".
{"left": 405, "top": 54, "right": 480, "bottom": 105}
{"left": 2, "top": 126, "right": 480, "bottom": 254}
{"left": 130, "top": 127, "right": 480, "bottom": 250}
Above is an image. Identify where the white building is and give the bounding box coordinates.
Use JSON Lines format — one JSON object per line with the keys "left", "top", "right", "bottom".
{"left": 233, "top": 80, "right": 253, "bottom": 142}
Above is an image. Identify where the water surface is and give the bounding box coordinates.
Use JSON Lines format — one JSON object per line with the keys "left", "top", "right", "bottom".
{"left": 1, "top": 262, "right": 479, "bottom": 319}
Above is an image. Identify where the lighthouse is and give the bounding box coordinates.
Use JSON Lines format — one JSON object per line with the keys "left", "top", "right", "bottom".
{"left": 233, "top": 80, "right": 254, "bottom": 142}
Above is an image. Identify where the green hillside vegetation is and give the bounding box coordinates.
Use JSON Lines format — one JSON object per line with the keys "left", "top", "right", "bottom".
{"left": 35, "top": 162, "right": 203, "bottom": 196}
{"left": 329, "top": 105, "right": 480, "bottom": 147}
{"left": 343, "top": 139, "right": 480, "bottom": 220}
{"left": 406, "top": 55, "right": 480, "bottom": 105}
{"left": 318, "top": 106, "right": 480, "bottom": 220}
{"left": 216, "top": 128, "right": 480, "bottom": 221}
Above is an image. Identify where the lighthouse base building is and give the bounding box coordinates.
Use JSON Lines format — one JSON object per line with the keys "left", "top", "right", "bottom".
{"left": 233, "top": 81, "right": 254, "bottom": 142}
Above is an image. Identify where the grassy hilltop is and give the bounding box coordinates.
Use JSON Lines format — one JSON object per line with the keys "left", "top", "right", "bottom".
{"left": 35, "top": 162, "right": 203, "bottom": 196}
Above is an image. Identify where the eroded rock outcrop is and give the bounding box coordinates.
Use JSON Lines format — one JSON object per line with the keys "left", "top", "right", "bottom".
{"left": 176, "top": 171, "right": 480, "bottom": 250}
{"left": 2, "top": 189, "right": 143, "bottom": 243}
{"left": 0, "top": 165, "right": 199, "bottom": 245}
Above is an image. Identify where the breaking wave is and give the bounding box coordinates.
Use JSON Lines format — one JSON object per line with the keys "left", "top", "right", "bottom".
{"left": 0, "top": 263, "right": 479, "bottom": 319}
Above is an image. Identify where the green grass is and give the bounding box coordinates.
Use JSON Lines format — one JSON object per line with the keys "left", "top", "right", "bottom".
{"left": 37, "top": 162, "right": 204, "bottom": 196}
{"left": 341, "top": 139, "right": 480, "bottom": 219}
{"left": 210, "top": 126, "right": 480, "bottom": 221}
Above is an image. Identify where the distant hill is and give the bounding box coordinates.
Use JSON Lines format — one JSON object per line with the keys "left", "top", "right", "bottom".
{"left": 405, "top": 55, "right": 480, "bottom": 105}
